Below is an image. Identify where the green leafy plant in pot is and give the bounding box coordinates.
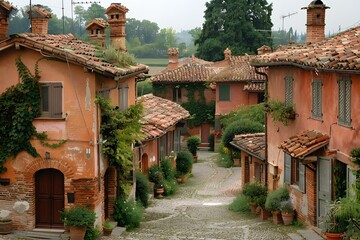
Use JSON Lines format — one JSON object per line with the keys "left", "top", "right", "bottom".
{"left": 265, "top": 187, "right": 289, "bottom": 224}
{"left": 323, "top": 201, "right": 348, "bottom": 240}
{"left": 242, "top": 182, "right": 267, "bottom": 215}
{"left": 280, "top": 200, "right": 295, "bottom": 225}
{"left": 176, "top": 151, "right": 193, "bottom": 182}
{"left": 61, "top": 205, "right": 96, "bottom": 240}
{"left": 186, "top": 136, "right": 201, "bottom": 161}
{"left": 102, "top": 219, "right": 114, "bottom": 236}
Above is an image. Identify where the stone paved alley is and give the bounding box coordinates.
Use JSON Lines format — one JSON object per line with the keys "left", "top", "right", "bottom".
{"left": 117, "top": 150, "right": 323, "bottom": 240}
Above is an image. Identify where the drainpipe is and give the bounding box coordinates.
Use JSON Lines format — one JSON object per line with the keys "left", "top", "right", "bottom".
{"left": 255, "top": 67, "right": 269, "bottom": 188}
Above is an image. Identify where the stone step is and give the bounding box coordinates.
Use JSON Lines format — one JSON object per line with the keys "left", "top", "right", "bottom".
{"left": 297, "top": 229, "right": 324, "bottom": 240}
{"left": 13, "top": 230, "right": 69, "bottom": 239}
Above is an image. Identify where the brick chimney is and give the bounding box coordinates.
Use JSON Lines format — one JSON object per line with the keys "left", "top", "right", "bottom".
{"left": 167, "top": 48, "right": 179, "bottom": 70}
{"left": 257, "top": 45, "right": 272, "bottom": 55}
{"left": 105, "top": 3, "right": 128, "bottom": 51}
{"left": 302, "top": 0, "right": 329, "bottom": 44}
{"left": 28, "top": 5, "right": 52, "bottom": 34}
{"left": 224, "top": 48, "right": 232, "bottom": 60}
{"left": 0, "top": 0, "right": 16, "bottom": 40}
{"left": 86, "top": 18, "right": 107, "bottom": 47}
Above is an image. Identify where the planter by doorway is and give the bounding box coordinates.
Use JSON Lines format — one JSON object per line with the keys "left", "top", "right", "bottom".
{"left": 325, "top": 232, "right": 344, "bottom": 240}
{"left": 0, "top": 220, "right": 12, "bottom": 235}
{"left": 259, "top": 208, "right": 271, "bottom": 221}
{"left": 281, "top": 211, "right": 294, "bottom": 225}
{"left": 272, "top": 210, "right": 283, "bottom": 225}
{"left": 70, "top": 226, "right": 87, "bottom": 240}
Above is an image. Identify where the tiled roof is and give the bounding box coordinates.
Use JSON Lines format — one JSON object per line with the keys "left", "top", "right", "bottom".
{"left": 210, "top": 61, "right": 265, "bottom": 82}
{"left": 253, "top": 26, "right": 360, "bottom": 72}
{"left": 86, "top": 18, "right": 107, "bottom": 29}
{"left": 243, "top": 82, "right": 265, "bottom": 92}
{"left": 279, "top": 130, "right": 330, "bottom": 159}
{"left": 8, "top": 33, "right": 148, "bottom": 78}
{"left": 151, "top": 63, "right": 217, "bottom": 83}
{"left": 138, "top": 94, "right": 189, "bottom": 140}
{"left": 105, "top": 3, "right": 129, "bottom": 14}
{"left": 30, "top": 5, "right": 51, "bottom": 18}
{"left": 0, "top": 0, "right": 16, "bottom": 11}
{"left": 230, "top": 133, "right": 265, "bottom": 160}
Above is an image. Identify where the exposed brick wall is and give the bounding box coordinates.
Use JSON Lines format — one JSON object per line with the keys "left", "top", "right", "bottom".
{"left": 0, "top": 18, "right": 9, "bottom": 40}
{"left": 72, "top": 178, "right": 100, "bottom": 209}
{"left": 305, "top": 7, "right": 326, "bottom": 44}
{"left": 31, "top": 18, "right": 49, "bottom": 34}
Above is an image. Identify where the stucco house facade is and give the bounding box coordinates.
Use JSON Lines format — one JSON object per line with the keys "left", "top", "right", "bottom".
{"left": 0, "top": 2, "right": 149, "bottom": 232}
{"left": 253, "top": 0, "right": 360, "bottom": 227}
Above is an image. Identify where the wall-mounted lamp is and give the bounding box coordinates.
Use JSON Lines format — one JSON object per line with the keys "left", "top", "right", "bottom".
{"left": 86, "top": 148, "right": 91, "bottom": 159}
{"left": 45, "top": 152, "right": 50, "bottom": 160}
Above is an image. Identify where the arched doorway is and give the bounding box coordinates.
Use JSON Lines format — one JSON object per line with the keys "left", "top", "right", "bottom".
{"left": 141, "top": 153, "right": 149, "bottom": 174}
{"left": 35, "top": 168, "right": 64, "bottom": 229}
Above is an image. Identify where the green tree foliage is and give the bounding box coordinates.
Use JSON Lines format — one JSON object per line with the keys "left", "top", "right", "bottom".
{"left": 195, "top": 0, "right": 273, "bottom": 61}
{"left": 126, "top": 18, "right": 159, "bottom": 45}
{"left": 220, "top": 103, "right": 265, "bottom": 129}
{"left": 222, "top": 119, "right": 264, "bottom": 148}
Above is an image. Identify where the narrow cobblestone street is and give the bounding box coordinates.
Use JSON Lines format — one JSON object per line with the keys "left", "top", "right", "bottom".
{"left": 119, "top": 150, "right": 309, "bottom": 240}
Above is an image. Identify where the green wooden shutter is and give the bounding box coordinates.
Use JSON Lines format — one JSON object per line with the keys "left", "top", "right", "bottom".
{"left": 50, "top": 83, "right": 63, "bottom": 118}
{"left": 312, "top": 79, "right": 322, "bottom": 119}
{"left": 338, "top": 77, "right": 351, "bottom": 126}
{"left": 219, "top": 84, "right": 230, "bottom": 101}
{"left": 285, "top": 76, "right": 293, "bottom": 106}
{"left": 284, "top": 153, "right": 292, "bottom": 184}
{"left": 299, "top": 162, "right": 306, "bottom": 192}
{"left": 119, "top": 84, "right": 129, "bottom": 110}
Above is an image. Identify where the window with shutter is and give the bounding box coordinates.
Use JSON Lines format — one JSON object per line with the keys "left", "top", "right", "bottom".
{"left": 174, "top": 129, "right": 180, "bottom": 152}
{"left": 312, "top": 79, "right": 322, "bottom": 119}
{"left": 219, "top": 84, "right": 230, "bottom": 101}
{"left": 285, "top": 76, "right": 293, "bottom": 106}
{"left": 284, "top": 153, "right": 292, "bottom": 184}
{"left": 298, "top": 162, "right": 306, "bottom": 192}
{"left": 173, "top": 87, "right": 182, "bottom": 102}
{"left": 338, "top": 77, "right": 351, "bottom": 126}
{"left": 40, "top": 83, "right": 63, "bottom": 118}
{"left": 118, "top": 84, "right": 129, "bottom": 110}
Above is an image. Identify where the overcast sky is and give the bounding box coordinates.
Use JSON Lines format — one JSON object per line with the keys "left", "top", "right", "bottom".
{"left": 11, "top": 0, "right": 360, "bottom": 34}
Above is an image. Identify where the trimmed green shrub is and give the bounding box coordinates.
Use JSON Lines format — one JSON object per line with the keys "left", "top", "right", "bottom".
{"left": 148, "top": 165, "right": 163, "bottom": 184}
{"left": 85, "top": 226, "right": 100, "bottom": 240}
{"left": 222, "top": 119, "right": 264, "bottom": 148}
{"left": 228, "top": 194, "right": 251, "bottom": 213}
{"left": 161, "top": 159, "right": 175, "bottom": 181}
{"left": 114, "top": 198, "right": 144, "bottom": 230}
{"left": 242, "top": 182, "right": 268, "bottom": 207}
{"left": 176, "top": 151, "right": 193, "bottom": 175}
{"left": 61, "top": 205, "right": 96, "bottom": 227}
{"left": 216, "top": 152, "right": 233, "bottom": 168}
{"left": 187, "top": 136, "right": 201, "bottom": 156}
{"left": 136, "top": 172, "right": 150, "bottom": 207}
{"left": 265, "top": 187, "right": 289, "bottom": 212}
{"left": 220, "top": 103, "right": 265, "bottom": 129}
{"left": 163, "top": 179, "right": 179, "bottom": 196}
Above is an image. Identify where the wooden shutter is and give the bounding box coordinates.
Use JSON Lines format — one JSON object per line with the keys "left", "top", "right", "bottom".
{"left": 219, "top": 84, "right": 230, "bottom": 101}
{"left": 119, "top": 84, "right": 129, "bottom": 110}
{"left": 299, "top": 162, "right": 306, "bottom": 192}
{"left": 312, "top": 79, "right": 322, "bottom": 119}
{"left": 284, "top": 153, "right": 292, "bottom": 184}
{"left": 285, "top": 76, "right": 293, "bottom": 106}
{"left": 338, "top": 77, "right": 351, "bottom": 126}
{"left": 214, "top": 118, "right": 221, "bottom": 131}
{"left": 173, "top": 129, "right": 180, "bottom": 152}
{"left": 347, "top": 165, "right": 357, "bottom": 198}
{"left": 50, "top": 83, "right": 63, "bottom": 118}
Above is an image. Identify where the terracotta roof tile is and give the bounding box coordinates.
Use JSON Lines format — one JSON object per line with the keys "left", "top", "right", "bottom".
{"left": 151, "top": 63, "right": 217, "bottom": 83}
{"left": 86, "top": 18, "right": 107, "bottom": 29}
{"left": 137, "top": 94, "right": 189, "bottom": 140}
{"left": 0, "top": 0, "right": 16, "bottom": 11}
{"left": 253, "top": 26, "right": 360, "bottom": 72}
{"left": 230, "top": 133, "right": 265, "bottom": 160}
{"left": 11, "top": 33, "right": 148, "bottom": 78}
{"left": 105, "top": 3, "right": 129, "bottom": 14}
{"left": 29, "top": 5, "right": 51, "bottom": 18}
{"left": 243, "top": 82, "right": 265, "bottom": 92}
{"left": 279, "top": 130, "right": 330, "bottom": 159}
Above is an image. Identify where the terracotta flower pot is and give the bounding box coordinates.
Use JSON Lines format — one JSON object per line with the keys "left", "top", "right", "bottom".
{"left": 70, "top": 226, "right": 87, "bottom": 240}
{"left": 156, "top": 187, "right": 164, "bottom": 198}
{"left": 0, "top": 220, "right": 12, "bottom": 235}
{"left": 259, "top": 208, "right": 272, "bottom": 221}
{"left": 325, "top": 232, "right": 344, "bottom": 240}
{"left": 272, "top": 210, "right": 283, "bottom": 225}
{"left": 281, "top": 211, "right": 295, "bottom": 225}
{"left": 103, "top": 227, "right": 113, "bottom": 236}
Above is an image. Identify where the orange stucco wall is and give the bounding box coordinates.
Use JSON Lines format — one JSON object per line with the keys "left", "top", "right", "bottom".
{"left": 216, "top": 82, "right": 259, "bottom": 115}
{"left": 0, "top": 45, "right": 138, "bottom": 230}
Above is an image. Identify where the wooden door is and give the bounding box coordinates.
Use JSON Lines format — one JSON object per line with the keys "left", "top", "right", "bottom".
{"left": 35, "top": 169, "right": 64, "bottom": 229}
{"left": 317, "top": 157, "right": 332, "bottom": 229}
{"left": 200, "top": 123, "right": 210, "bottom": 146}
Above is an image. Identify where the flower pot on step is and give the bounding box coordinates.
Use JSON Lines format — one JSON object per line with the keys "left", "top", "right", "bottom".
{"left": 70, "top": 226, "right": 87, "bottom": 240}
{"left": 325, "top": 232, "right": 344, "bottom": 240}
{"left": 272, "top": 210, "right": 283, "bottom": 225}
{"left": 281, "top": 211, "right": 295, "bottom": 225}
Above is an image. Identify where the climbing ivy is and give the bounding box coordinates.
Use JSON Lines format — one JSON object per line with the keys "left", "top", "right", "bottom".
{"left": 153, "top": 82, "right": 215, "bottom": 128}
{"left": 95, "top": 97, "right": 143, "bottom": 196}
{"left": 0, "top": 59, "right": 41, "bottom": 173}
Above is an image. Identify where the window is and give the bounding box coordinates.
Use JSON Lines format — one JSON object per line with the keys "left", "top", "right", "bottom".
{"left": 118, "top": 84, "right": 129, "bottom": 110}
{"left": 284, "top": 76, "right": 293, "bottom": 106}
{"left": 172, "top": 87, "right": 182, "bottom": 102}
{"left": 338, "top": 76, "right": 351, "bottom": 126}
{"left": 312, "top": 79, "right": 322, "bottom": 119}
{"left": 219, "top": 84, "right": 230, "bottom": 101}
{"left": 40, "top": 83, "right": 63, "bottom": 118}
{"left": 284, "top": 153, "right": 305, "bottom": 192}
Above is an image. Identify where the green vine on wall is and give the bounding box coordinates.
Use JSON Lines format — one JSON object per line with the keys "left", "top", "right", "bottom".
{"left": 153, "top": 83, "right": 215, "bottom": 128}
{"left": 95, "top": 97, "right": 144, "bottom": 196}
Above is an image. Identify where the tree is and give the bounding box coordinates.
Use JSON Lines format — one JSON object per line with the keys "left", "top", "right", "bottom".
{"left": 126, "top": 18, "right": 159, "bottom": 45}
{"left": 195, "top": 0, "right": 273, "bottom": 61}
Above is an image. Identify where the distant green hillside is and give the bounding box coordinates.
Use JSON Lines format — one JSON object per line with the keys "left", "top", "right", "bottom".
{"left": 137, "top": 58, "right": 168, "bottom": 67}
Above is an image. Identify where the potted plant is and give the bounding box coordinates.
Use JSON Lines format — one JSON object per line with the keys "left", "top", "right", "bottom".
{"left": 242, "top": 182, "right": 267, "bottom": 215}
{"left": 176, "top": 151, "right": 193, "bottom": 183}
{"left": 280, "top": 200, "right": 295, "bottom": 225}
{"left": 266, "top": 100, "right": 295, "bottom": 126}
{"left": 155, "top": 182, "right": 164, "bottom": 198}
{"left": 61, "top": 205, "right": 96, "bottom": 240}
{"left": 186, "top": 136, "right": 201, "bottom": 162}
{"left": 323, "top": 201, "right": 348, "bottom": 240}
{"left": 0, "top": 210, "right": 12, "bottom": 235}
{"left": 265, "top": 187, "right": 290, "bottom": 224}
{"left": 102, "top": 219, "right": 114, "bottom": 236}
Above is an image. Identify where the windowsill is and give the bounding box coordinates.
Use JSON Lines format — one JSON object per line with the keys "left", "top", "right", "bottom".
{"left": 337, "top": 122, "right": 352, "bottom": 129}
{"left": 310, "top": 117, "right": 323, "bottom": 122}
{"left": 289, "top": 184, "right": 305, "bottom": 194}
{"left": 34, "top": 117, "right": 66, "bottom": 120}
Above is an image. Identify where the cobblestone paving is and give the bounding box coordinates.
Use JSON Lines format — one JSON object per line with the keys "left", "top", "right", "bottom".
{"left": 120, "top": 151, "right": 304, "bottom": 240}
